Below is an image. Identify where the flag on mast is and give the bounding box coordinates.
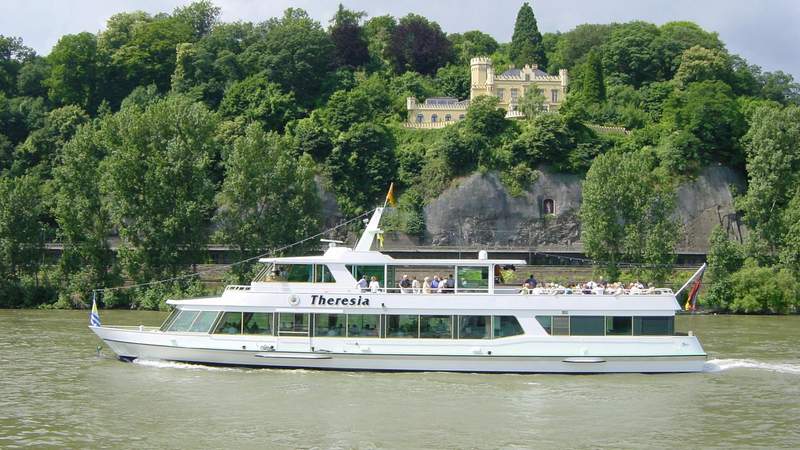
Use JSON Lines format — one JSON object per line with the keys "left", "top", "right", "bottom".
{"left": 384, "top": 182, "right": 396, "bottom": 207}
{"left": 678, "top": 264, "right": 706, "bottom": 312}
{"left": 90, "top": 293, "right": 101, "bottom": 327}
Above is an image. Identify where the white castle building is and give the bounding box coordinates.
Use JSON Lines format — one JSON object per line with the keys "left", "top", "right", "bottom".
{"left": 406, "top": 57, "right": 569, "bottom": 128}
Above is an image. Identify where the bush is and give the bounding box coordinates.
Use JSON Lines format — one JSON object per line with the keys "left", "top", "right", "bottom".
{"left": 728, "top": 260, "right": 799, "bottom": 313}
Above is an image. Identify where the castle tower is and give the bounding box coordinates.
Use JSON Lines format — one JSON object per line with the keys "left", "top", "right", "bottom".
{"left": 470, "top": 57, "right": 493, "bottom": 99}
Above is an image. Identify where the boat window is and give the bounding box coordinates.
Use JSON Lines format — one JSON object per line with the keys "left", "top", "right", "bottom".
{"left": 420, "top": 315, "right": 453, "bottom": 338}
{"left": 348, "top": 265, "right": 385, "bottom": 288}
{"left": 314, "top": 313, "right": 345, "bottom": 337}
{"left": 388, "top": 265, "right": 455, "bottom": 294}
{"left": 314, "top": 265, "right": 336, "bottom": 283}
{"left": 551, "top": 315, "right": 570, "bottom": 336}
{"left": 243, "top": 312, "right": 273, "bottom": 335}
{"left": 458, "top": 315, "right": 491, "bottom": 339}
{"left": 286, "top": 265, "right": 313, "bottom": 282}
{"left": 279, "top": 313, "right": 309, "bottom": 336}
{"left": 456, "top": 266, "right": 489, "bottom": 293}
{"left": 347, "top": 314, "right": 380, "bottom": 337}
{"left": 167, "top": 310, "right": 200, "bottom": 332}
{"left": 160, "top": 309, "right": 180, "bottom": 331}
{"left": 493, "top": 316, "right": 524, "bottom": 337}
{"left": 535, "top": 316, "right": 552, "bottom": 334}
{"left": 188, "top": 311, "right": 219, "bottom": 332}
{"left": 385, "top": 315, "right": 419, "bottom": 338}
{"left": 570, "top": 316, "right": 605, "bottom": 336}
{"left": 634, "top": 316, "right": 674, "bottom": 335}
{"left": 214, "top": 312, "right": 243, "bottom": 334}
{"left": 606, "top": 316, "right": 632, "bottom": 335}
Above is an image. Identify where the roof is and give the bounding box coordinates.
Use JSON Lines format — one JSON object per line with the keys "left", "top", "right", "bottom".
{"left": 500, "top": 68, "right": 550, "bottom": 78}
{"left": 259, "top": 247, "right": 526, "bottom": 266}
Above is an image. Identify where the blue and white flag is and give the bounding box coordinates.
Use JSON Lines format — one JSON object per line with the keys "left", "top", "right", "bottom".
{"left": 90, "top": 295, "right": 101, "bottom": 327}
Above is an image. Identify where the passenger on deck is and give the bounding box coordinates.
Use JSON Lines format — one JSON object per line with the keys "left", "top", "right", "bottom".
{"left": 431, "top": 275, "right": 440, "bottom": 292}
{"left": 412, "top": 276, "right": 421, "bottom": 294}
{"left": 445, "top": 274, "right": 455, "bottom": 293}
{"left": 369, "top": 276, "right": 381, "bottom": 293}
{"left": 519, "top": 282, "right": 531, "bottom": 295}
{"left": 357, "top": 275, "right": 368, "bottom": 292}
{"left": 422, "top": 276, "right": 432, "bottom": 294}
{"left": 525, "top": 274, "right": 538, "bottom": 288}
{"left": 399, "top": 274, "right": 412, "bottom": 293}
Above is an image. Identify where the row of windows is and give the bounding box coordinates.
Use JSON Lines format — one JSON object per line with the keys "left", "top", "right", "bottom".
{"left": 415, "top": 113, "right": 465, "bottom": 123}
{"left": 535, "top": 316, "right": 675, "bottom": 336}
{"left": 161, "top": 311, "right": 524, "bottom": 340}
{"left": 495, "top": 88, "right": 560, "bottom": 103}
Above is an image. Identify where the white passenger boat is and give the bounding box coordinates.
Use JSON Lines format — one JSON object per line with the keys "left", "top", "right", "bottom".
{"left": 90, "top": 207, "right": 706, "bottom": 373}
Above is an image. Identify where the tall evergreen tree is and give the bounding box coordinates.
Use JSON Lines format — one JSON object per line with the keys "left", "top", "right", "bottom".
{"left": 509, "top": 2, "right": 547, "bottom": 68}
{"left": 581, "top": 49, "right": 605, "bottom": 102}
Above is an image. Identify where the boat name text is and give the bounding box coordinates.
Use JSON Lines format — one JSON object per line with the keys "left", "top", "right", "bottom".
{"left": 310, "top": 295, "right": 370, "bottom": 306}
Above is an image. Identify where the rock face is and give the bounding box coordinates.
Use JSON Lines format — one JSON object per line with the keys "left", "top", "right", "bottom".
{"left": 414, "top": 165, "right": 744, "bottom": 253}
{"left": 422, "top": 170, "right": 583, "bottom": 251}
{"left": 675, "top": 165, "right": 746, "bottom": 252}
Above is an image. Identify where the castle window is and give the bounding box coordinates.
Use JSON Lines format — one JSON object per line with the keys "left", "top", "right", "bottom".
{"left": 543, "top": 199, "right": 555, "bottom": 215}
{"left": 431, "top": 114, "right": 438, "bottom": 123}
{"left": 496, "top": 88, "right": 504, "bottom": 100}
{"left": 416, "top": 114, "right": 423, "bottom": 123}
{"left": 525, "top": 74, "right": 530, "bottom": 81}
{"left": 458, "top": 114, "right": 465, "bottom": 120}
{"left": 445, "top": 114, "right": 451, "bottom": 122}
{"left": 551, "top": 89, "right": 559, "bottom": 103}
{"left": 510, "top": 88, "right": 519, "bottom": 101}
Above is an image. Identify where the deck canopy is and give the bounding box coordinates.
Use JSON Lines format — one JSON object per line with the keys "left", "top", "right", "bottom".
{"left": 259, "top": 246, "right": 526, "bottom": 267}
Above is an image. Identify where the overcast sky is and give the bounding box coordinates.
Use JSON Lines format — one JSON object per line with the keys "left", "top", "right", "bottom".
{"left": 1, "top": 0, "right": 798, "bottom": 79}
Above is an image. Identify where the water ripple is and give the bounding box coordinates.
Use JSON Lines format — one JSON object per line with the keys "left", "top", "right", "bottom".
{"left": 704, "top": 358, "right": 800, "bottom": 375}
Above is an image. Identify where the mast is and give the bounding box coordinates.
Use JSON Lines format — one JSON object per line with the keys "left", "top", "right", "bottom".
{"left": 354, "top": 207, "right": 384, "bottom": 252}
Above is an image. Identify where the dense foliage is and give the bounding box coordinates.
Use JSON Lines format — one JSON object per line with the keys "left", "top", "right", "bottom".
{"left": 0, "top": 2, "right": 798, "bottom": 311}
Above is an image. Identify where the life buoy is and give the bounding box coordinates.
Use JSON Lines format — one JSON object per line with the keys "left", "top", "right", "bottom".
{"left": 288, "top": 295, "right": 300, "bottom": 306}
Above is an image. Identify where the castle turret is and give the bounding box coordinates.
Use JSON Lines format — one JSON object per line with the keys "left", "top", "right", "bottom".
{"left": 470, "top": 56, "right": 493, "bottom": 99}
{"left": 559, "top": 68, "right": 569, "bottom": 88}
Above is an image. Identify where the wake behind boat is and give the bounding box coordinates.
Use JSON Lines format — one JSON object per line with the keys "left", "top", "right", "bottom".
{"left": 90, "top": 207, "right": 706, "bottom": 373}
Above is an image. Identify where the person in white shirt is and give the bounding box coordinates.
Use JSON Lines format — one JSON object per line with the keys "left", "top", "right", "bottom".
{"left": 411, "top": 276, "right": 421, "bottom": 294}
{"left": 369, "top": 276, "right": 381, "bottom": 293}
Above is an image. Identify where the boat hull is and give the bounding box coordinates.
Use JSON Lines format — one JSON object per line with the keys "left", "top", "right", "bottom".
{"left": 92, "top": 326, "right": 707, "bottom": 374}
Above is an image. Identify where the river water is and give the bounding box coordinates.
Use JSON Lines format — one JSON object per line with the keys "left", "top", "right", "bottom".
{"left": 0, "top": 310, "right": 798, "bottom": 449}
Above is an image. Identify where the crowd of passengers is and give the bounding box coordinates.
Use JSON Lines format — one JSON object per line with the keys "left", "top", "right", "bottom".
{"left": 356, "top": 274, "right": 456, "bottom": 293}
{"left": 518, "top": 274, "right": 656, "bottom": 295}
{"left": 354, "top": 272, "right": 659, "bottom": 295}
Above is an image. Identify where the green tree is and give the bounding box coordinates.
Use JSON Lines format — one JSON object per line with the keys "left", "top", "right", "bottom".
{"left": 728, "top": 260, "right": 798, "bottom": 313}
{"left": 602, "top": 21, "right": 663, "bottom": 87}
{"left": 657, "top": 21, "right": 723, "bottom": 77}
{"left": 435, "top": 64, "right": 470, "bottom": 99}
{"left": 172, "top": 0, "right": 221, "bottom": 39}
{"left": 325, "top": 122, "right": 397, "bottom": 215}
{"left": 13, "top": 105, "right": 89, "bottom": 177}
{"left": 100, "top": 95, "right": 219, "bottom": 283}
{"left": 449, "top": 30, "right": 498, "bottom": 65}
{"left": 0, "top": 35, "right": 36, "bottom": 95}
{"left": 758, "top": 70, "right": 800, "bottom": 105}
{"left": 16, "top": 56, "right": 50, "bottom": 98}
{"left": 509, "top": 2, "right": 547, "bottom": 68}
{"left": 701, "top": 226, "right": 744, "bottom": 311}
{"left": 215, "top": 123, "right": 320, "bottom": 282}
{"left": 780, "top": 189, "right": 800, "bottom": 274}
{"left": 362, "top": 15, "right": 396, "bottom": 70}
{"left": 238, "top": 8, "right": 335, "bottom": 107}
{"left": 218, "top": 74, "right": 301, "bottom": 131}
{"left": 329, "top": 4, "right": 369, "bottom": 68}
{"left": 0, "top": 174, "right": 43, "bottom": 296}
{"left": 463, "top": 95, "right": 506, "bottom": 137}
{"left": 738, "top": 105, "right": 800, "bottom": 254}
{"left": 580, "top": 148, "right": 678, "bottom": 281}
{"left": 661, "top": 80, "right": 745, "bottom": 165}
{"left": 517, "top": 86, "right": 546, "bottom": 118}
{"left": 387, "top": 14, "right": 453, "bottom": 75}
{"left": 673, "top": 45, "right": 732, "bottom": 87}
{"left": 580, "top": 49, "right": 605, "bottom": 102}
{"left": 52, "top": 124, "right": 117, "bottom": 306}
{"left": 548, "top": 24, "right": 614, "bottom": 71}
{"left": 46, "top": 32, "right": 99, "bottom": 110}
